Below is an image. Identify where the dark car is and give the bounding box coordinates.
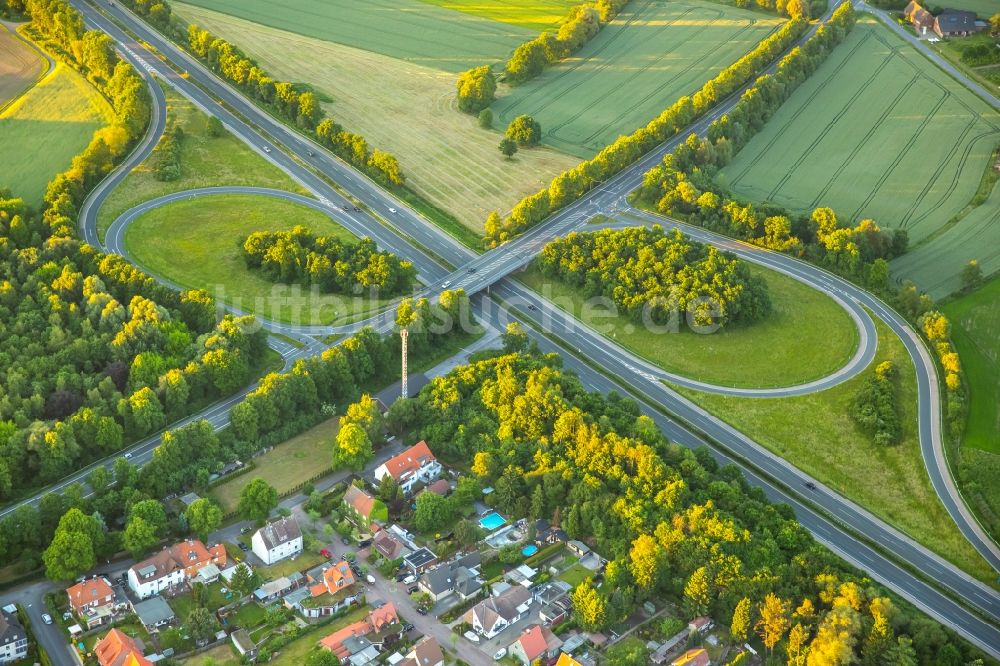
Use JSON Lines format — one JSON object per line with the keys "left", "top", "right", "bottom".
{"left": 354, "top": 207, "right": 362, "bottom": 212}
{"left": 468, "top": 267, "right": 477, "bottom": 273}
{"left": 396, "top": 574, "right": 408, "bottom": 582}
{"left": 238, "top": 543, "right": 249, "bottom": 551}
{"left": 403, "top": 623, "right": 414, "bottom": 632}
{"left": 240, "top": 526, "right": 251, "bottom": 534}
{"left": 416, "top": 607, "right": 428, "bottom": 615}
{"left": 407, "top": 584, "right": 419, "bottom": 594}
{"left": 358, "top": 538, "right": 372, "bottom": 548}
{"left": 341, "top": 536, "right": 351, "bottom": 545}
{"left": 805, "top": 481, "right": 817, "bottom": 490}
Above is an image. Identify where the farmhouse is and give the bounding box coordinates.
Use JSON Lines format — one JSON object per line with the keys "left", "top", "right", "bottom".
{"left": 464, "top": 585, "right": 532, "bottom": 639}
{"left": 252, "top": 516, "right": 303, "bottom": 565}
{"left": 127, "top": 539, "right": 227, "bottom": 599}
{"left": 374, "top": 441, "right": 441, "bottom": 495}
{"left": 95, "top": 628, "right": 150, "bottom": 666}
{"left": 904, "top": 1, "right": 935, "bottom": 34}
{"left": 0, "top": 610, "right": 27, "bottom": 665}
{"left": 934, "top": 9, "right": 984, "bottom": 37}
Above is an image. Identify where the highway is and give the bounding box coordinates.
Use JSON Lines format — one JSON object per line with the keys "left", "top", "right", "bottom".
{"left": 31, "top": 0, "right": 998, "bottom": 657}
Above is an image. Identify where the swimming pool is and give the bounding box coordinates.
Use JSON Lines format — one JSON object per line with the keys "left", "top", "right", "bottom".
{"left": 522, "top": 544, "right": 538, "bottom": 557}
{"left": 479, "top": 512, "right": 506, "bottom": 531}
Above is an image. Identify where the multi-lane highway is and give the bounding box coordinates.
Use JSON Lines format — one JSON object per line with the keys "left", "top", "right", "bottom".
{"left": 30, "top": 0, "right": 998, "bottom": 656}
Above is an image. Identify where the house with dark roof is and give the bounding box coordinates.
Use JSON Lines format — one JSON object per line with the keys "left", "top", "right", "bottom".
{"left": 417, "top": 552, "right": 482, "bottom": 601}
{"left": 0, "top": 610, "right": 27, "bottom": 665}
{"left": 399, "top": 636, "right": 444, "bottom": 666}
{"left": 95, "top": 628, "right": 150, "bottom": 666}
{"left": 373, "top": 530, "right": 411, "bottom": 561}
{"left": 464, "top": 585, "right": 532, "bottom": 639}
{"left": 132, "top": 596, "right": 175, "bottom": 631}
{"left": 252, "top": 516, "right": 303, "bottom": 565}
{"left": 374, "top": 441, "right": 442, "bottom": 495}
{"left": 934, "top": 8, "right": 984, "bottom": 37}
{"left": 508, "top": 624, "right": 563, "bottom": 665}
{"left": 403, "top": 547, "right": 438, "bottom": 574}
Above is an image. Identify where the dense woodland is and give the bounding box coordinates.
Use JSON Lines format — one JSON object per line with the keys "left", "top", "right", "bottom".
{"left": 241, "top": 226, "right": 416, "bottom": 296}
{"left": 483, "top": 16, "right": 809, "bottom": 246}
{"left": 638, "top": 4, "right": 904, "bottom": 287}
{"left": 537, "top": 226, "right": 771, "bottom": 328}
{"left": 393, "top": 340, "right": 988, "bottom": 665}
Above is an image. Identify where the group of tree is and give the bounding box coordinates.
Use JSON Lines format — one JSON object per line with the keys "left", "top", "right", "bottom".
{"left": 411, "top": 477, "right": 481, "bottom": 534}
{"left": 154, "top": 123, "right": 183, "bottom": 181}
{"left": 918, "top": 310, "right": 965, "bottom": 434}
{"left": 504, "top": 0, "right": 631, "bottom": 84}
{"left": 334, "top": 394, "right": 382, "bottom": 470}
{"left": 731, "top": 0, "right": 818, "bottom": 20}
{"left": 387, "top": 339, "right": 987, "bottom": 665}
{"left": 506, "top": 115, "right": 541, "bottom": 146}
{"left": 483, "top": 15, "right": 809, "bottom": 247}
{"left": 537, "top": 225, "right": 772, "bottom": 329}
{"left": 851, "top": 361, "right": 901, "bottom": 446}
{"left": 241, "top": 225, "right": 416, "bottom": 296}
{"left": 456, "top": 65, "right": 497, "bottom": 114}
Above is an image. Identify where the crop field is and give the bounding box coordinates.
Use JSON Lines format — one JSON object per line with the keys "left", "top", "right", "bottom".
{"left": 943, "top": 0, "right": 998, "bottom": 16}
{"left": 174, "top": 3, "right": 579, "bottom": 230}
{"left": 493, "top": 0, "right": 786, "bottom": 158}
{"left": 0, "top": 61, "right": 112, "bottom": 205}
{"left": 174, "top": 0, "right": 533, "bottom": 72}
{"left": 718, "top": 18, "right": 1000, "bottom": 251}
{"left": 418, "top": 0, "right": 577, "bottom": 30}
{"left": 672, "top": 316, "right": 997, "bottom": 584}
{"left": 124, "top": 194, "right": 396, "bottom": 326}
{"left": 0, "top": 27, "right": 44, "bottom": 109}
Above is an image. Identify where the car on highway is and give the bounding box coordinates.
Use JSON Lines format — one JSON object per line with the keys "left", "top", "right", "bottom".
{"left": 41, "top": 614, "right": 53, "bottom": 625}
{"left": 441, "top": 281, "right": 451, "bottom": 289}
{"left": 805, "top": 481, "right": 817, "bottom": 490}
{"left": 263, "top": 146, "right": 271, "bottom": 153}
{"left": 307, "top": 150, "right": 314, "bottom": 156}
{"left": 468, "top": 267, "right": 477, "bottom": 273}
{"left": 527, "top": 304, "right": 537, "bottom": 311}
{"left": 388, "top": 207, "right": 397, "bottom": 214}
{"left": 124, "top": 452, "right": 133, "bottom": 459}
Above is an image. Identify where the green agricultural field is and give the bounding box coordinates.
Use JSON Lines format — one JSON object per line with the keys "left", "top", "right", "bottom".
{"left": 418, "top": 0, "right": 577, "bottom": 30}
{"left": 173, "top": 3, "right": 579, "bottom": 230}
{"left": 942, "top": 0, "right": 998, "bottom": 17}
{"left": 493, "top": 0, "right": 786, "bottom": 158}
{"left": 97, "top": 84, "right": 301, "bottom": 241}
{"left": 719, "top": 18, "right": 1000, "bottom": 253}
{"left": 518, "top": 259, "right": 858, "bottom": 388}
{"left": 671, "top": 317, "right": 997, "bottom": 585}
{"left": 175, "top": 0, "right": 533, "bottom": 72}
{"left": 0, "top": 61, "right": 112, "bottom": 205}
{"left": 0, "top": 27, "right": 44, "bottom": 109}
{"left": 211, "top": 416, "right": 338, "bottom": 513}
{"left": 124, "top": 194, "right": 397, "bottom": 326}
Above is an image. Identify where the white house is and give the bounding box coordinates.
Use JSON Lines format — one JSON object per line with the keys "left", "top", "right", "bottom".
{"left": 374, "top": 441, "right": 442, "bottom": 495}
{"left": 0, "top": 610, "right": 27, "bottom": 665}
{"left": 252, "top": 516, "right": 303, "bottom": 565}
{"left": 127, "top": 540, "right": 227, "bottom": 599}
{"left": 464, "top": 585, "right": 532, "bottom": 639}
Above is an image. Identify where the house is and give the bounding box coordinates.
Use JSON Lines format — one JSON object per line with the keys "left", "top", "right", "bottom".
{"left": 374, "top": 441, "right": 442, "bottom": 495}
{"left": 399, "top": 636, "right": 444, "bottom": 666}
{"left": 556, "top": 654, "right": 583, "bottom": 666}
{"left": 418, "top": 552, "right": 482, "bottom": 602}
{"left": 95, "top": 628, "right": 150, "bottom": 666}
{"left": 295, "top": 561, "right": 360, "bottom": 618}
{"left": 0, "top": 610, "right": 27, "bottom": 665}
{"left": 567, "top": 540, "right": 590, "bottom": 557}
{"left": 403, "top": 547, "right": 438, "bottom": 574}
{"left": 539, "top": 598, "right": 571, "bottom": 626}
{"left": 231, "top": 628, "right": 257, "bottom": 660}
{"left": 252, "top": 516, "right": 303, "bottom": 565}
{"left": 508, "top": 624, "right": 563, "bottom": 666}
{"left": 66, "top": 577, "right": 117, "bottom": 629}
{"left": 132, "top": 597, "right": 175, "bottom": 631}
{"left": 343, "top": 485, "right": 383, "bottom": 528}
{"left": 127, "top": 539, "right": 227, "bottom": 599}
{"left": 320, "top": 604, "right": 401, "bottom": 661}
{"left": 672, "top": 648, "right": 712, "bottom": 666}
{"left": 904, "top": 1, "right": 935, "bottom": 34}
{"left": 373, "top": 530, "right": 411, "bottom": 561}
{"left": 422, "top": 479, "right": 450, "bottom": 497}
{"left": 465, "top": 585, "right": 532, "bottom": 639}
{"left": 688, "top": 617, "right": 714, "bottom": 634}
{"left": 934, "top": 9, "right": 984, "bottom": 37}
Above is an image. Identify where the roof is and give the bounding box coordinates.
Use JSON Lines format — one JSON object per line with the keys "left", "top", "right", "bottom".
{"left": 689, "top": 616, "right": 712, "bottom": 630}
{"left": 344, "top": 485, "right": 377, "bottom": 518}
{"left": 516, "top": 625, "right": 549, "bottom": 661}
{"left": 132, "top": 597, "right": 175, "bottom": 626}
{"left": 557, "top": 654, "right": 583, "bottom": 666}
{"left": 468, "top": 585, "right": 531, "bottom": 629}
{"left": 311, "top": 561, "right": 355, "bottom": 597}
{"left": 373, "top": 531, "right": 409, "bottom": 560}
{"left": 231, "top": 628, "right": 255, "bottom": 654}
{"left": 424, "top": 480, "right": 450, "bottom": 496}
{"left": 95, "top": 628, "right": 152, "bottom": 666}
{"left": 936, "top": 9, "right": 978, "bottom": 31}
{"left": 130, "top": 540, "right": 226, "bottom": 583}
{"left": 0, "top": 611, "right": 23, "bottom": 651}
{"left": 409, "top": 636, "right": 444, "bottom": 666}
{"left": 179, "top": 492, "right": 200, "bottom": 506}
{"left": 368, "top": 603, "right": 399, "bottom": 632}
{"left": 380, "top": 441, "right": 436, "bottom": 481}
{"left": 256, "top": 516, "right": 302, "bottom": 550}
{"left": 404, "top": 547, "right": 437, "bottom": 569}
{"left": 673, "top": 648, "right": 711, "bottom": 666}
{"left": 904, "top": 0, "right": 934, "bottom": 26}
{"left": 67, "top": 577, "right": 115, "bottom": 611}
{"left": 320, "top": 619, "right": 371, "bottom": 658}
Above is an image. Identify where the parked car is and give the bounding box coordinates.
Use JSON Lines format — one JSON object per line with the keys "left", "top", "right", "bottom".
{"left": 402, "top": 623, "right": 414, "bottom": 632}
{"left": 395, "top": 574, "right": 408, "bottom": 582}
{"left": 494, "top": 648, "right": 507, "bottom": 659}
{"left": 463, "top": 630, "right": 480, "bottom": 643}
{"left": 240, "top": 526, "right": 251, "bottom": 534}
{"left": 407, "top": 584, "right": 418, "bottom": 594}
{"left": 320, "top": 548, "right": 332, "bottom": 558}
{"left": 365, "top": 574, "right": 376, "bottom": 584}
{"left": 416, "top": 607, "right": 428, "bottom": 615}
{"left": 403, "top": 574, "right": 416, "bottom": 584}
{"left": 341, "top": 536, "right": 351, "bottom": 545}
{"left": 358, "top": 538, "right": 372, "bottom": 548}
{"left": 41, "top": 614, "right": 52, "bottom": 625}
{"left": 238, "top": 543, "right": 249, "bottom": 551}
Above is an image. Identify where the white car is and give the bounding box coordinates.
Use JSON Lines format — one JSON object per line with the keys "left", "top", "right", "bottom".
{"left": 403, "top": 574, "right": 416, "bottom": 584}
{"left": 441, "top": 281, "right": 451, "bottom": 289}
{"left": 493, "top": 647, "right": 507, "bottom": 660}
{"left": 388, "top": 207, "right": 397, "bottom": 214}
{"left": 365, "top": 574, "right": 376, "bottom": 584}
{"left": 41, "top": 614, "right": 53, "bottom": 625}
{"left": 463, "top": 630, "right": 480, "bottom": 643}
{"left": 263, "top": 146, "right": 272, "bottom": 153}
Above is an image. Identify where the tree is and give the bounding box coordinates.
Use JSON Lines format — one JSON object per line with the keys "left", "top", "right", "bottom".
{"left": 683, "top": 566, "right": 711, "bottom": 617}
{"left": 413, "top": 492, "right": 456, "bottom": 533}
{"left": 186, "top": 606, "right": 218, "bottom": 643}
{"left": 991, "top": 12, "right": 1000, "bottom": 36}
{"left": 786, "top": 0, "right": 810, "bottom": 19}
{"left": 456, "top": 65, "right": 496, "bottom": 113}
{"left": 334, "top": 422, "right": 373, "bottom": 471}
{"left": 304, "top": 647, "right": 341, "bottom": 666}
{"left": 123, "top": 516, "right": 159, "bottom": 558}
{"left": 960, "top": 259, "right": 982, "bottom": 291}
{"left": 628, "top": 534, "right": 661, "bottom": 591}
{"left": 128, "top": 499, "right": 168, "bottom": 535}
{"left": 341, "top": 394, "right": 384, "bottom": 441}
{"left": 185, "top": 498, "right": 223, "bottom": 541}
{"left": 43, "top": 529, "right": 96, "bottom": 581}
{"left": 229, "top": 563, "right": 262, "bottom": 596}
{"left": 731, "top": 597, "right": 752, "bottom": 642}
{"left": 499, "top": 137, "right": 518, "bottom": 160}
{"left": 572, "top": 578, "right": 606, "bottom": 630}
{"left": 206, "top": 115, "right": 224, "bottom": 138}
{"left": 238, "top": 478, "right": 278, "bottom": 523}
{"left": 478, "top": 108, "right": 493, "bottom": 129}
{"left": 506, "top": 115, "right": 541, "bottom": 146}
{"left": 756, "top": 593, "right": 790, "bottom": 656}
{"left": 454, "top": 519, "right": 482, "bottom": 547}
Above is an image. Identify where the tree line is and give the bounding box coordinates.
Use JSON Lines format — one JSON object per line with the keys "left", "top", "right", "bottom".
{"left": 483, "top": 16, "right": 809, "bottom": 247}
{"left": 388, "top": 336, "right": 986, "bottom": 665}
{"left": 241, "top": 225, "right": 416, "bottom": 296}
{"left": 851, "top": 361, "right": 901, "bottom": 446}
{"left": 638, "top": 4, "right": 905, "bottom": 286}
{"left": 537, "top": 226, "right": 772, "bottom": 329}
{"left": 154, "top": 123, "right": 183, "bottom": 181}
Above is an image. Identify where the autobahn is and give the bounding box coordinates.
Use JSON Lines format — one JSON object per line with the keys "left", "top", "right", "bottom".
{"left": 40, "top": 0, "right": 1000, "bottom": 655}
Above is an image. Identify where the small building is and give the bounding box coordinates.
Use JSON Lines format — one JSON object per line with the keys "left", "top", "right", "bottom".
{"left": 399, "top": 636, "right": 444, "bottom": 666}
{"left": 231, "top": 628, "right": 257, "bottom": 660}
{"left": 556, "top": 654, "right": 584, "bottom": 666}
{"left": 254, "top": 576, "right": 295, "bottom": 602}
{"left": 0, "top": 610, "right": 28, "bottom": 665}
{"left": 688, "top": 617, "right": 714, "bottom": 634}
{"left": 508, "top": 624, "right": 563, "bottom": 666}
{"left": 403, "top": 547, "right": 438, "bottom": 574}
{"left": 95, "top": 628, "right": 150, "bottom": 666}
{"left": 422, "top": 479, "right": 450, "bottom": 497}
{"left": 567, "top": 540, "right": 590, "bottom": 557}
{"left": 66, "top": 577, "right": 116, "bottom": 629}
{"left": 672, "top": 648, "right": 711, "bottom": 666}
{"left": 179, "top": 492, "right": 201, "bottom": 507}
{"left": 465, "top": 585, "right": 532, "bottom": 639}
{"left": 252, "top": 516, "right": 303, "bottom": 565}
{"left": 374, "top": 441, "right": 442, "bottom": 495}
{"left": 132, "top": 597, "right": 175, "bottom": 631}
{"left": 192, "top": 563, "right": 222, "bottom": 586}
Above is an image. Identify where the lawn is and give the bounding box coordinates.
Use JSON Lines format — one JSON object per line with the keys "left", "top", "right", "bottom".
{"left": 123, "top": 193, "right": 396, "bottom": 326}
{"left": 227, "top": 601, "right": 268, "bottom": 629}
{"left": 183, "top": 642, "right": 240, "bottom": 665}
{"left": 492, "top": 0, "right": 786, "bottom": 158}
{"left": 97, "top": 84, "right": 300, "bottom": 241}
{"left": 175, "top": 0, "right": 533, "bottom": 72}
{"left": 941, "top": 0, "right": 998, "bottom": 16}
{"left": 258, "top": 550, "right": 327, "bottom": 580}
{"left": 0, "top": 26, "right": 44, "bottom": 109}
{"left": 172, "top": 2, "right": 579, "bottom": 231}
{"left": 267, "top": 606, "right": 369, "bottom": 666}
{"left": 517, "top": 259, "right": 858, "bottom": 388}
{"left": 558, "top": 563, "right": 593, "bottom": 588}
{"left": 211, "top": 416, "right": 339, "bottom": 513}
{"left": 671, "top": 316, "right": 997, "bottom": 585}
{"left": 718, "top": 18, "right": 1000, "bottom": 250}
{"left": 418, "top": 0, "right": 577, "bottom": 30}
{"left": 0, "top": 58, "right": 112, "bottom": 206}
